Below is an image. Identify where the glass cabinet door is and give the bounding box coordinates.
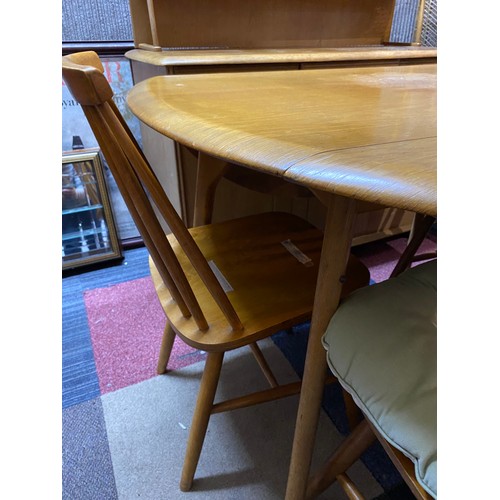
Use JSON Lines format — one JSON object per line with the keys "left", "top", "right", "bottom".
{"left": 62, "top": 148, "right": 122, "bottom": 270}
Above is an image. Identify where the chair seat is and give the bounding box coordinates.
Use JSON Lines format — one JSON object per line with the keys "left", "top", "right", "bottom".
{"left": 322, "top": 260, "right": 437, "bottom": 498}
{"left": 151, "top": 211, "right": 369, "bottom": 352}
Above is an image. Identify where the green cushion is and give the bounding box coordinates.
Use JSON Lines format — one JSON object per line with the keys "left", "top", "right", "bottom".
{"left": 322, "top": 260, "right": 437, "bottom": 498}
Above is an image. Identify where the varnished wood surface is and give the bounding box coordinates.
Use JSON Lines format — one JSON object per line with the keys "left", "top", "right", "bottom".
{"left": 127, "top": 64, "right": 436, "bottom": 216}
{"left": 151, "top": 212, "right": 369, "bottom": 352}
{"left": 125, "top": 46, "right": 437, "bottom": 67}
{"left": 129, "top": 0, "right": 397, "bottom": 50}
{"left": 127, "top": 0, "right": 434, "bottom": 243}
{"left": 287, "top": 138, "right": 437, "bottom": 217}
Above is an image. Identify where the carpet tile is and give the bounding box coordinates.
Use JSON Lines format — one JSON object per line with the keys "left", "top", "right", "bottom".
{"left": 62, "top": 237, "right": 437, "bottom": 498}
{"left": 62, "top": 247, "right": 152, "bottom": 408}
{"left": 62, "top": 278, "right": 100, "bottom": 409}
{"left": 84, "top": 276, "right": 207, "bottom": 394}
{"left": 62, "top": 397, "right": 118, "bottom": 500}
{"left": 101, "top": 341, "right": 383, "bottom": 499}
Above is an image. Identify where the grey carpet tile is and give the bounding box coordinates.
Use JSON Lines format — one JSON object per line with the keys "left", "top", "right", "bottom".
{"left": 63, "top": 397, "right": 118, "bottom": 500}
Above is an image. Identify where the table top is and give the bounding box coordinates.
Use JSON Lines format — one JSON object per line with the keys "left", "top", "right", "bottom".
{"left": 127, "top": 63, "right": 436, "bottom": 216}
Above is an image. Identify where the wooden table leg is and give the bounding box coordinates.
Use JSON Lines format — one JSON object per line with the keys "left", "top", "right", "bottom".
{"left": 285, "top": 193, "right": 357, "bottom": 500}
{"left": 192, "top": 152, "right": 229, "bottom": 227}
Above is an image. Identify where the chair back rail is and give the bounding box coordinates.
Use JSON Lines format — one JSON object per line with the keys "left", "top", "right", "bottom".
{"left": 105, "top": 103, "right": 243, "bottom": 330}
{"left": 62, "top": 51, "right": 243, "bottom": 332}
{"left": 84, "top": 104, "right": 200, "bottom": 323}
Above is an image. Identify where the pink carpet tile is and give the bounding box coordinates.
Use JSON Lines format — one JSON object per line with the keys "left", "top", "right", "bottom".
{"left": 356, "top": 237, "right": 437, "bottom": 283}
{"left": 84, "top": 276, "right": 206, "bottom": 394}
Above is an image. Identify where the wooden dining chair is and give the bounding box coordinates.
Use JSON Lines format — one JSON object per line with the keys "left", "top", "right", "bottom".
{"left": 62, "top": 51, "right": 371, "bottom": 491}
{"left": 306, "top": 259, "right": 437, "bottom": 499}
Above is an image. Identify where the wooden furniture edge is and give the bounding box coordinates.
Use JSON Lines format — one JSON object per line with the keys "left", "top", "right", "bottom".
{"left": 125, "top": 46, "right": 437, "bottom": 67}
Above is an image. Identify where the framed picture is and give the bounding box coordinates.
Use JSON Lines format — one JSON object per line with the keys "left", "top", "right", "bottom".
{"left": 62, "top": 148, "right": 122, "bottom": 270}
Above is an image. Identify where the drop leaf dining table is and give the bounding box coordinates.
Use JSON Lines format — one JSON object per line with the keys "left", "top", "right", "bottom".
{"left": 127, "top": 63, "right": 437, "bottom": 499}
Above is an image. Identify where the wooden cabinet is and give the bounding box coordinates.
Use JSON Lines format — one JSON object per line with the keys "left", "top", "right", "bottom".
{"left": 126, "top": 0, "right": 436, "bottom": 244}
{"left": 129, "top": 0, "right": 405, "bottom": 51}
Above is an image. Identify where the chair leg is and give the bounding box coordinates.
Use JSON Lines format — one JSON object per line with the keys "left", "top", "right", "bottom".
{"left": 157, "top": 322, "right": 176, "bottom": 374}
{"left": 342, "top": 389, "right": 363, "bottom": 431}
{"left": 249, "top": 342, "right": 279, "bottom": 388}
{"left": 390, "top": 214, "right": 436, "bottom": 278}
{"left": 180, "top": 351, "right": 225, "bottom": 492}
{"left": 305, "top": 419, "right": 376, "bottom": 499}
{"left": 337, "top": 473, "right": 365, "bottom": 500}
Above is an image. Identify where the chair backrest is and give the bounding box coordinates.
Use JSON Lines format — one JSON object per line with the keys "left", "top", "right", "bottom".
{"left": 62, "top": 51, "right": 243, "bottom": 332}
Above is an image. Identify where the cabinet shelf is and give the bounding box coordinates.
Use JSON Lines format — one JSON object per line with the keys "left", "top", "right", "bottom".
{"left": 62, "top": 225, "right": 108, "bottom": 242}
{"left": 62, "top": 203, "right": 103, "bottom": 216}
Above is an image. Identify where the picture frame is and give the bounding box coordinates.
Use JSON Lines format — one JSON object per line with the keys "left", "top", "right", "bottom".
{"left": 62, "top": 148, "right": 122, "bottom": 270}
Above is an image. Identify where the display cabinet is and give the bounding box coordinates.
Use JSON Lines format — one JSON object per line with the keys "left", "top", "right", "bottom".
{"left": 62, "top": 148, "right": 122, "bottom": 270}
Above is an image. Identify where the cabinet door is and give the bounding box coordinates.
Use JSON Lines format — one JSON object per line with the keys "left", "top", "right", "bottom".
{"left": 62, "top": 149, "right": 122, "bottom": 270}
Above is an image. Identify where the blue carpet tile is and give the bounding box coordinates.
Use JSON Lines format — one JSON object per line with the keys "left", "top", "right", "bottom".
{"left": 62, "top": 277, "right": 100, "bottom": 409}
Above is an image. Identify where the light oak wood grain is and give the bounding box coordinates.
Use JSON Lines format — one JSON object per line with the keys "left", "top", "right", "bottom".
{"left": 287, "top": 138, "right": 437, "bottom": 217}
{"left": 151, "top": 211, "right": 368, "bottom": 352}
{"left": 127, "top": 0, "right": 436, "bottom": 249}
{"left": 127, "top": 64, "right": 436, "bottom": 216}
{"left": 126, "top": 46, "right": 437, "bottom": 67}
{"left": 129, "top": 0, "right": 398, "bottom": 50}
